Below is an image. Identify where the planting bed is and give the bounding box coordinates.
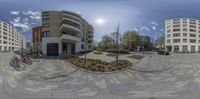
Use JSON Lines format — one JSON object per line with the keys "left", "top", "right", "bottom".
{"left": 65, "top": 57, "right": 132, "bottom": 73}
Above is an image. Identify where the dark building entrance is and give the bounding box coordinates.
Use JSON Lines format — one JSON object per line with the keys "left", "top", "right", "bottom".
{"left": 71, "top": 43, "right": 75, "bottom": 54}
{"left": 47, "top": 43, "right": 58, "bottom": 56}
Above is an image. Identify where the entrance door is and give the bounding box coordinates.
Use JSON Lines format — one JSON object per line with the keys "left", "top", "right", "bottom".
{"left": 182, "top": 45, "right": 188, "bottom": 53}
{"left": 47, "top": 43, "right": 58, "bottom": 56}
{"left": 166, "top": 46, "right": 172, "bottom": 52}
{"left": 191, "top": 46, "right": 195, "bottom": 53}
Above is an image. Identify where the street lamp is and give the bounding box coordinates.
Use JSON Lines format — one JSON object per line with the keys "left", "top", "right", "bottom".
{"left": 21, "top": 34, "right": 23, "bottom": 57}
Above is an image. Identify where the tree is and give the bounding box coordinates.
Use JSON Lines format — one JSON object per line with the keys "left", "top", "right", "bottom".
{"left": 122, "top": 30, "right": 139, "bottom": 50}
{"left": 155, "top": 35, "right": 165, "bottom": 49}
{"left": 139, "top": 36, "right": 151, "bottom": 51}
{"left": 101, "top": 35, "right": 115, "bottom": 49}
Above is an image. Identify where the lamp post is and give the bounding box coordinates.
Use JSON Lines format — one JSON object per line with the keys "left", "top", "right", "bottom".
{"left": 84, "top": 29, "right": 87, "bottom": 65}
{"left": 21, "top": 34, "right": 23, "bottom": 57}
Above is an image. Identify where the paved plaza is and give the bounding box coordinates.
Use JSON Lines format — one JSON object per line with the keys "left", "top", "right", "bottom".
{"left": 0, "top": 52, "right": 200, "bottom": 99}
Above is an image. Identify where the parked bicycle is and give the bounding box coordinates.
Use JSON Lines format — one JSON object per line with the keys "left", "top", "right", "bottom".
{"left": 20, "top": 55, "right": 32, "bottom": 65}
{"left": 9, "top": 56, "right": 21, "bottom": 70}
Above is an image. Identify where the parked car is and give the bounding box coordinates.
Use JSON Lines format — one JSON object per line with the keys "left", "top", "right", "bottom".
{"left": 157, "top": 49, "right": 170, "bottom": 55}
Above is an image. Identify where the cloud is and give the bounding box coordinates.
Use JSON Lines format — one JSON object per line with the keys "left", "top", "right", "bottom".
{"left": 160, "top": 28, "right": 164, "bottom": 32}
{"left": 139, "top": 26, "right": 150, "bottom": 31}
{"left": 22, "top": 10, "right": 41, "bottom": 20}
{"left": 10, "top": 10, "right": 20, "bottom": 15}
{"left": 10, "top": 17, "right": 30, "bottom": 32}
{"left": 9, "top": 10, "right": 41, "bottom": 32}
{"left": 152, "top": 26, "right": 156, "bottom": 30}
{"left": 149, "top": 21, "right": 158, "bottom": 26}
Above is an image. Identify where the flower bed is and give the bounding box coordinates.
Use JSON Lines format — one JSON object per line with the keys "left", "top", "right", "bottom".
{"left": 65, "top": 57, "right": 132, "bottom": 73}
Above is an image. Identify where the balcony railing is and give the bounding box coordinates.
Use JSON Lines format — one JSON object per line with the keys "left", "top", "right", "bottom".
{"left": 60, "top": 33, "right": 81, "bottom": 42}
{"left": 60, "top": 24, "right": 81, "bottom": 34}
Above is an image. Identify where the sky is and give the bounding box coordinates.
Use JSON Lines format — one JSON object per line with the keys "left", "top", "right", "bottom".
{"left": 0, "top": 0, "right": 200, "bottom": 42}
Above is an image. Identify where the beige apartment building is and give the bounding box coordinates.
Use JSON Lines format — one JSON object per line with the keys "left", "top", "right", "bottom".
{"left": 41, "top": 11, "right": 94, "bottom": 56}
{"left": 0, "top": 20, "right": 26, "bottom": 52}
{"left": 165, "top": 18, "right": 200, "bottom": 53}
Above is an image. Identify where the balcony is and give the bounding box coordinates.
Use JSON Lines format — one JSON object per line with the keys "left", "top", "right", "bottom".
{"left": 60, "top": 24, "right": 81, "bottom": 34}
{"left": 61, "top": 13, "right": 81, "bottom": 23}
{"left": 61, "top": 17, "right": 81, "bottom": 26}
{"left": 61, "top": 34, "right": 81, "bottom": 42}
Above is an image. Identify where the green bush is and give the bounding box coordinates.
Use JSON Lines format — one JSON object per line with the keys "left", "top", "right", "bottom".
{"left": 93, "top": 51, "right": 103, "bottom": 55}
{"left": 106, "top": 53, "right": 116, "bottom": 57}
{"left": 106, "top": 49, "right": 129, "bottom": 54}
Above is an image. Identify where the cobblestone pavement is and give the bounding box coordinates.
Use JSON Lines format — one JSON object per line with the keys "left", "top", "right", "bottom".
{"left": 1, "top": 52, "right": 200, "bottom": 99}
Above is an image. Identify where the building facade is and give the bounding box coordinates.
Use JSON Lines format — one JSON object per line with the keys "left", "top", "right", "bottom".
{"left": 0, "top": 20, "right": 26, "bottom": 52}
{"left": 41, "top": 11, "right": 94, "bottom": 56}
{"left": 165, "top": 18, "right": 200, "bottom": 53}
{"left": 32, "top": 26, "right": 42, "bottom": 53}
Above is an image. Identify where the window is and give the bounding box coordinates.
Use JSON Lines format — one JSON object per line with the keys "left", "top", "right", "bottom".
{"left": 42, "top": 18, "right": 50, "bottom": 21}
{"left": 42, "top": 23, "right": 50, "bottom": 28}
{"left": 183, "top": 39, "right": 187, "bottom": 43}
{"left": 167, "top": 29, "right": 171, "bottom": 33}
{"left": 88, "top": 40, "right": 92, "bottom": 43}
{"left": 174, "top": 46, "right": 179, "bottom": 52}
{"left": 173, "top": 22, "right": 180, "bottom": 24}
{"left": 81, "top": 44, "right": 84, "bottom": 49}
{"left": 182, "top": 24, "right": 187, "bottom": 27}
{"left": 183, "top": 28, "right": 187, "bottom": 31}
{"left": 190, "top": 39, "right": 196, "bottom": 43}
{"left": 190, "top": 25, "right": 196, "bottom": 28}
{"left": 167, "top": 39, "right": 171, "bottom": 43}
{"left": 43, "top": 31, "right": 50, "bottom": 37}
{"left": 173, "top": 25, "right": 180, "bottom": 28}
{"left": 190, "top": 22, "right": 196, "bottom": 25}
{"left": 173, "top": 33, "right": 180, "bottom": 37}
{"left": 173, "top": 19, "right": 180, "bottom": 21}
{"left": 167, "top": 34, "right": 171, "bottom": 37}
{"left": 3, "top": 41, "right": 7, "bottom": 44}
{"left": 190, "top": 33, "right": 196, "bottom": 37}
{"left": 190, "top": 29, "right": 196, "bottom": 32}
{"left": 173, "top": 29, "right": 180, "bottom": 32}
{"left": 173, "top": 39, "right": 180, "bottom": 43}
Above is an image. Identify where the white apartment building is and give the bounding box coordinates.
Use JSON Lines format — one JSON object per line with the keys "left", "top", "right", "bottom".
{"left": 165, "top": 18, "right": 200, "bottom": 53}
{"left": 41, "top": 11, "right": 94, "bottom": 56}
{"left": 0, "top": 20, "right": 26, "bottom": 52}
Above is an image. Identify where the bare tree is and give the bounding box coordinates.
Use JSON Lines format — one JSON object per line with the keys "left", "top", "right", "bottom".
{"left": 115, "top": 24, "right": 120, "bottom": 63}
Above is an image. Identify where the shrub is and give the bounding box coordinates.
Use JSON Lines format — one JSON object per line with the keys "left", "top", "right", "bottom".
{"left": 106, "top": 53, "right": 116, "bottom": 57}
{"left": 106, "top": 49, "right": 129, "bottom": 54}
{"left": 93, "top": 51, "right": 103, "bottom": 55}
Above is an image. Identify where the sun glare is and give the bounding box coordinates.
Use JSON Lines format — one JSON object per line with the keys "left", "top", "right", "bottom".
{"left": 95, "top": 18, "right": 105, "bottom": 25}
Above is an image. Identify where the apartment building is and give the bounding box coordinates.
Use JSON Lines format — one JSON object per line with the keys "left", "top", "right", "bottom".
{"left": 165, "top": 18, "right": 200, "bottom": 53}
{"left": 0, "top": 20, "right": 26, "bottom": 52}
{"left": 41, "top": 11, "right": 94, "bottom": 56}
{"left": 32, "top": 26, "right": 42, "bottom": 53}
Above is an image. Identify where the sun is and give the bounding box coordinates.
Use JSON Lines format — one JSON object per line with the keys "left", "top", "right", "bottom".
{"left": 95, "top": 18, "right": 105, "bottom": 25}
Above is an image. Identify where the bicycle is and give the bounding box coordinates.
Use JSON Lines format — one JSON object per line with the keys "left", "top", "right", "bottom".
{"left": 21, "top": 55, "right": 32, "bottom": 65}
